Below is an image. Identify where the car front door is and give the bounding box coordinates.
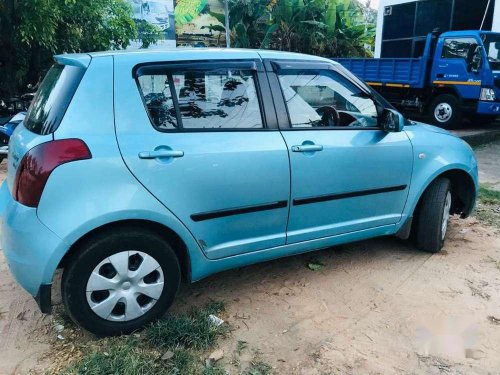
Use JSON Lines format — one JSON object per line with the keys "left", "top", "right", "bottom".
{"left": 114, "top": 57, "right": 290, "bottom": 260}
{"left": 267, "top": 60, "right": 413, "bottom": 244}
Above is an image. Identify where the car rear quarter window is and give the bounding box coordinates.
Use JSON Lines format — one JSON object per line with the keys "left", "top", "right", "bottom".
{"left": 24, "top": 64, "right": 85, "bottom": 135}
{"left": 137, "top": 68, "right": 264, "bottom": 130}
{"left": 137, "top": 74, "right": 178, "bottom": 130}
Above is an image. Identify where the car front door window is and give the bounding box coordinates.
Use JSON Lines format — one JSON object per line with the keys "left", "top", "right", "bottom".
{"left": 278, "top": 70, "right": 379, "bottom": 128}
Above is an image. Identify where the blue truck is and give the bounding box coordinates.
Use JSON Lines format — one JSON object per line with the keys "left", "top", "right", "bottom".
{"left": 334, "top": 30, "right": 500, "bottom": 128}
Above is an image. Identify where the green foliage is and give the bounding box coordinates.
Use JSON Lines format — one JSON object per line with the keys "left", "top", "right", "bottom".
{"left": 228, "top": 0, "right": 376, "bottom": 57}
{"left": 0, "top": 0, "right": 138, "bottom": 97}
{"left": 228, "top": 0, "right": 270, "bottom": 48}
{"left": 135, "top": 20, "right": 163, "bottom": 49}
{"left": 145, "top": 301, "right": 227, "bottom": 350}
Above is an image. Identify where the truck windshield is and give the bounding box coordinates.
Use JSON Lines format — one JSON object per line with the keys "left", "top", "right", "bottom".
{"left": 482, "top": 34, "right": 500, "bottom": 71}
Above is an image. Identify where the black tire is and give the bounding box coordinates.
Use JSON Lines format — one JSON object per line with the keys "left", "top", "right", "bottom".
{"left": 429, "top": 94, "right": 462, "bottom": 129}
{"left": 62, "top": 227, "right": 180, "bottom": 336}
{"left": 413, "top": 177, "right": 452, "bottom": 253}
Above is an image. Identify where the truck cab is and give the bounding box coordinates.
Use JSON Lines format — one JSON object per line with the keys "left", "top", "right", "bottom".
{"left": 431, "top": 31, "right": 500, "bottom": 122}
{"left": 334, "top": 30, "right": 500, "bottom": 128}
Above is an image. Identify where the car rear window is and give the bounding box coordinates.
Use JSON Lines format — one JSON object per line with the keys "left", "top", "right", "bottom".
{"left": 24, "top": 64, "right": 85, "bottom": 135}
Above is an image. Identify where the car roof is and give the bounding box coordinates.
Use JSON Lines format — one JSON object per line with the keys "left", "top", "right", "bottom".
{"left": 55, "top": 48, "right": 336, "bottom": 67}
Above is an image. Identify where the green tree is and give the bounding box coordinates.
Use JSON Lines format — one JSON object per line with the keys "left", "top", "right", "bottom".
{"left": 135, "top": 19, "right": 163, "bottom": 49}
{"left": 0, "top": 0, "right": 138, "bottom": 97}
{"left": 228, "top": 0, "right": 270, "bottom": 48}
{"left": 228, "top": 0, "right": 375, "bottom": 57}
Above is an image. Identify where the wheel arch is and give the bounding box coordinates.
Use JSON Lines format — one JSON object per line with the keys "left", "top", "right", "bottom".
{"left": 429, "top": 87, "right": 461, "bottom": 104}
{"left": 57, "top": 219, "right": 192, "bottom": 283}
{"left": 412, "top": 168, "right": 476, "bottom": 220}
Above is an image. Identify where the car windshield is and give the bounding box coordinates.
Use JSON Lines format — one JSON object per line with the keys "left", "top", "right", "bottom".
{"left": 482, "top": 33, "right": 500, "bottom": 70}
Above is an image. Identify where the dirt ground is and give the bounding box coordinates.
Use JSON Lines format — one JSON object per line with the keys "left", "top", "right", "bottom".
{"left": 1, "top": 145, "right": 500, "bottom": 375}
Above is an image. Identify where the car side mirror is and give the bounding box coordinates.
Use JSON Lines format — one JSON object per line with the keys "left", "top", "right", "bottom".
{"left": 380, "top": 108, "right": 405, "bottom": 132}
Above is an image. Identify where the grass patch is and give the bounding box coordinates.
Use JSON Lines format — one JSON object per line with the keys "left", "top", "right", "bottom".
{"left": 479, "top": 185, "right": 500, "bottom": 205}
{"left": 54, "top": 301, "right": 273, "bottom": 375}
{"left": 60, "top": 337, "right": 167, "bottom": 375}
{"left": 245, "top": 361, "right": 273, "bottom": 375}
{"left": 56, "top": 302, "right": 228, "bottom": 375}
{"left": 145, "top": 301, "right": 228, "bottom": 350}
{"left": 59, "top": 337, "right": 207, "bottom": 375}
{"left": 475, "top": 184, "right": 500, "bottom": 228}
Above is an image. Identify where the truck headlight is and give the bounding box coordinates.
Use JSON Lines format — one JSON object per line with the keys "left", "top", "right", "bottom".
{"left": 480, "top": 88, "right": 496, "bottom": 101}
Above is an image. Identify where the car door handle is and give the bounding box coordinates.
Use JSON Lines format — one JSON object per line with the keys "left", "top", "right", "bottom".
{"left": 291, "top": 144, "right": 323, "bottom": 153}
{"left": 138, "top": 150, "right": 184, "bottom": 159}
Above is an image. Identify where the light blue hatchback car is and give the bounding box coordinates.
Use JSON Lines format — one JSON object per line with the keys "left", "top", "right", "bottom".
{"left": 0, "top": 49, "right": 478, "bottom": 335}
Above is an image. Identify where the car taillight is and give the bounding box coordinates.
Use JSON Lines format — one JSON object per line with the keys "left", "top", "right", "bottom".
{"left": 13, "top": 139, "right": 91, "bottom": 207}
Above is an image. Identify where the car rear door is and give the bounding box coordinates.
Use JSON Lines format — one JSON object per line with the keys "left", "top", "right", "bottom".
{"left": 266, "top": 60, "right": 413, "bottom": 244}
{"left": 114, "top": 54, "right": 290, "bottom": 260}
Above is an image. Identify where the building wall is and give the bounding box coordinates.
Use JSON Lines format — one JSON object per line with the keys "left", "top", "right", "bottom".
{"left": 494, "top": 0, "right": 500, "bottom": 32}
{"left": 375, "top": 0, "right": 500, "bottom": 57}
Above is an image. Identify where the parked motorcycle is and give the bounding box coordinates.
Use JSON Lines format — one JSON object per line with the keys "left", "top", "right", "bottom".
{"left": 0, "top": 111, "right": 26, "bottom": 163}
{"left": 0, "top": 93, "right": 33, "bottom": 117}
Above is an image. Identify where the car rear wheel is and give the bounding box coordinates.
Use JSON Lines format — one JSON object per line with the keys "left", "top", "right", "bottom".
{"left": 429, "top": 94, "right": 462, "bottom": 129}
{"left": 62, "top": 227, "right": 180, "bottom": 336}
{"left": 414, "top": 177, "right": 452, "bottom": 253}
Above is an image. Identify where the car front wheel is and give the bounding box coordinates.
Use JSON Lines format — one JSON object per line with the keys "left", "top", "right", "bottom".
{"left": 62, "top": 227, "right": 180, "bottom": 336}
{"left": 414, "top": 177, "right": 452, "bottom": 253}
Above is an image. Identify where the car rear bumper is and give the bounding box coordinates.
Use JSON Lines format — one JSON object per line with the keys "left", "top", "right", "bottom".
{"left": 477, "top": 101, "right": 500, "bottom": 115}
{"left": 0, "top": 181, "right": 63, "bottom": 310}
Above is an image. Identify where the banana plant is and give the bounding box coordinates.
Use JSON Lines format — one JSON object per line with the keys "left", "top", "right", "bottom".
{"left": 228, "top": 0, "right": 375, "bottom": 56}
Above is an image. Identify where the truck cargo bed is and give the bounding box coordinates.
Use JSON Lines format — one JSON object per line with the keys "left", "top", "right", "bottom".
{"left": 333, "top": 57, "right": 427, "bottom": 89}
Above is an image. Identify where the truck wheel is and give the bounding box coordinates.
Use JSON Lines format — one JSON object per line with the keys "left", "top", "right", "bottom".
{"left": 429, "top": 94, "right": 462, "bottom": 129}
{"left": 62, "top": 227, "right": 181, "bottom": 336}
{"left": 414, "top": 177, "right": 452, "bottom": 253}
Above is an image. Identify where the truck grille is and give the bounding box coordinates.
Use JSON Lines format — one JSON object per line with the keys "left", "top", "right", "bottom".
{"left": 495, "top": 79, "right": 500, "bottom": 89}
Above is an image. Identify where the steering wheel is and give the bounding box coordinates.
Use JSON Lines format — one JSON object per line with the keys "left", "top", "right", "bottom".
{"left": 316, "top": 106, "right": 340, "bottom": 127}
